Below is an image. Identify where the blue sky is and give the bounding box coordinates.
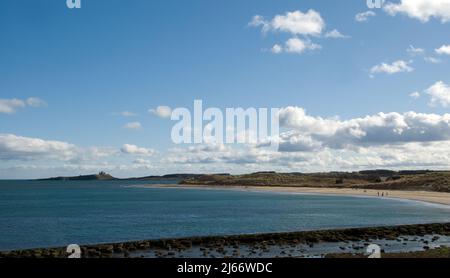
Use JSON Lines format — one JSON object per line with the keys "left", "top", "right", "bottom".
{"left": 1, "top": 0, "right": 450, "bottom": 179}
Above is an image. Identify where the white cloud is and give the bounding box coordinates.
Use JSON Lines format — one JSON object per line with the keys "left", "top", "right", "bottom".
{"left": 424, "top": 56, "right": 442, "bottom": 64}
{"left": 8, "top": 140, "right": 450, "bottom": 179}
{"left": 0, "top": 134, "right": 117, "bottom": 164}
{"left": 410, "top": 91, "right": 421, "bottom": 99}
{"left": 26, "top": 97, "right": 47, "bottom": 108}
{"left": 272, "top": 37, "right": 321, "bottom": 54}
{"left": 277, "top": 132, "right": 322, "bottom": 152}
{"left": 123, "top": 122, "right": 142, "bottom": 130}
{"left": 271, "top": 10, "right": 324, "bottom": 35}
{"left": 167, "top": 144, "right": 259, "bottom": 165}
{"left": 324, "top": 29, "right": 349, "bottom": 39}
{"left": 5, "top": 102, "right": 450, "bottom": 177}
{"left": 121, "top": 144, "right": 155, "bottom": 156}
{"left": 279, "top": 107, "right": 340, "bottom": 136}
{"left": 133, "top": 158, "right": 152, "bottom": 165}
{"left": 0, "top": 97, "right": 47, "bottom": 114}
{"left": 278, "top": 107, "right": 450, "bottom": 149}
{"left": 0, "top": 99, "right": 25, "bottom": 114}
{"left": 355, "top": 11, "right": 376, "bottom": 22}
{"left": 0, "top": 134, "right": 77, "bottom": 161}
{"left": 384, "top": 0, "right": 450, "bottom": 23}
{"left": 164, "top": 137, "right": 450, "bottom": 173}
{"left": 0, "top": 134, "right": 161, "bottom": 178}
{"left": 435, "top": 44, "right": 450, "bottom": 55}
{"left": 149, "top": 106, "right": 172, "bottom": 119}
{"left": 82, "top": 147, "right": 117, "bottom": 160}
{"left": 271, "top": 44, "right": 283, "bottom": 54}
{"left": 370, "top": 60, "right": 413, "bottom": 75}
{"left": 249, "top": 15, "right": 270, "bottom": 32}
{"left": 425, "top": 81, "right": 450, "bottom": 107}
{"left": 119, "top": 111, "right": 137, "bottom": 117}
{"left": 250, "top": 10, "right": 343, "bottom": 55}
{"left": 406, "top": 45, "right": 425, "bottom": 56}
{"left": 252, "top": 10, "right": 325, "bottom": 36}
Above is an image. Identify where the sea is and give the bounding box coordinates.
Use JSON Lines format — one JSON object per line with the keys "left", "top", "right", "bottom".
{"left": 0, "top": 180, "right": 449, "bottom": 251}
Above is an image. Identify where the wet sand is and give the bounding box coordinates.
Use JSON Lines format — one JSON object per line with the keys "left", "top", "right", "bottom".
{"left": 139, "top": 184, "right": 450, "bottom": 206}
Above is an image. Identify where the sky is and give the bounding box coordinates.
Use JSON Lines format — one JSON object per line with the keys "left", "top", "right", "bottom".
{"left": 1, "top": 0, "right": 450, "bottom": 179}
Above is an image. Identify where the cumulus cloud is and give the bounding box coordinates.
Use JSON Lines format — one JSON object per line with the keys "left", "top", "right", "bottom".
{"left": 0, "top": 134, "right": 118, "bottom": 164}
{"left": 271, "top": 37, "right": 321, "bottom": 54}
{"left": 0, "top": 97, "right": 46, "bottom": 114}
{"left": 0, "top": 134, "right": 77, "bottom": 161}
{"left": 149, "top": 106, "right": 172, "bottom": 119}
{"left": 0, "top": 133, "right": 162, "bottom": 178}
{"left": 119, "top": 111, "right": 137, "bottom": 117}
{"left": 424, "top": 56, "right": 442, "bottom": 64}
{"left": 0, "top": 99, "right": 26, "bottom": 114}
{"left": 5, "top": 103, "right": 450, "bottom": 177}
{"left": 26, "top": 97, "right": 47, "bottom": 108}
{"left": 370, "top": 60, "right": 413, "bottom": 75}
{"left": 250, "top": 10, "right": 325, "bottom": 36}
{"left": 435, "top": 44, "right": 450, "bottom": 55}
{"left": 9, "top": 141, "right": 450, "bottom": 178}
{"left": 324, "top": 29, "right": 349, "bottom": 39}
{"left": 406, "top": 45, "right": 425, "bottom": 56}
{"left": 279, "top": 107, "right": 340, "bottom": 136}
{"left": 250, "top": 10, "right": 345, "bottom": 55}
{"left": 384, "top": 0, "right": 450, "bottom": 23}
{"left": 165, "top": 134, "right": 450, "bottom": 172}
{"left": 133, "top": 158, "right": 152, "bottom": 165}
{"left": 410, "top": 91, "right": 421, "bottom": 99}
{"left": 121, "top": 144, "right": 155, "bottom": 156}
{"left": 248, "top": 15, "right": 270, "bottom": 32}
{"left": 167, "top": 144, "right": 265, "bottom": 165}
{"left": 123, "top": 122, "right": 142, "bottom": 130}
{"left": 425, "top": 81, "right": 450, "bottom": 107}
{"left": 277, "top": 131, "right": 322, "bottom": 152}
{"left": 272, "top": 10, "right": 324, "bottom": 35}
{"left": 271, "top": 44, "right": 283, "bottom": 54}
{"left": 355, "top": 11, "right": 376, "bottom": 22}
{"left": 277, "top": 107, "right": 450, "bottom": 150}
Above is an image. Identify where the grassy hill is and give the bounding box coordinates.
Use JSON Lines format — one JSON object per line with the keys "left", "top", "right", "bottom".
{"left": 180, "top": 171, "right": 450, "bottom": 192}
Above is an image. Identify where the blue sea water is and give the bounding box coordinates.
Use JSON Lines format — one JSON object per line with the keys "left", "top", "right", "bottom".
{"left": 0, "top": 180, "right": 449, "bottom": 251}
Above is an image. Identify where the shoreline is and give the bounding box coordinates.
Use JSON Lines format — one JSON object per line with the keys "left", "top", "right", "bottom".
{"left": 136, "top": 184, "right": 450, "bottom": 206}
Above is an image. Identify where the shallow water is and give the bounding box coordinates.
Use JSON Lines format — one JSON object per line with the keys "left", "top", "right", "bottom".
{"left": 0, "top": 180, "right": 449, "bottom": 251}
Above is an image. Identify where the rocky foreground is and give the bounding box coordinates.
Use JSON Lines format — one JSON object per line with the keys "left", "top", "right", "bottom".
{"left": 325, "top": 246, "right": 450, "bottom": 258}
{"left": 1, "top": 223, "right": 449, "bottom": 258}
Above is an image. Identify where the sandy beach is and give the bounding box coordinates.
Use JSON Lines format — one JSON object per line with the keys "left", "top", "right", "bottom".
{"left": 142, "top": 184, "right": 450, "bottom": 206}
